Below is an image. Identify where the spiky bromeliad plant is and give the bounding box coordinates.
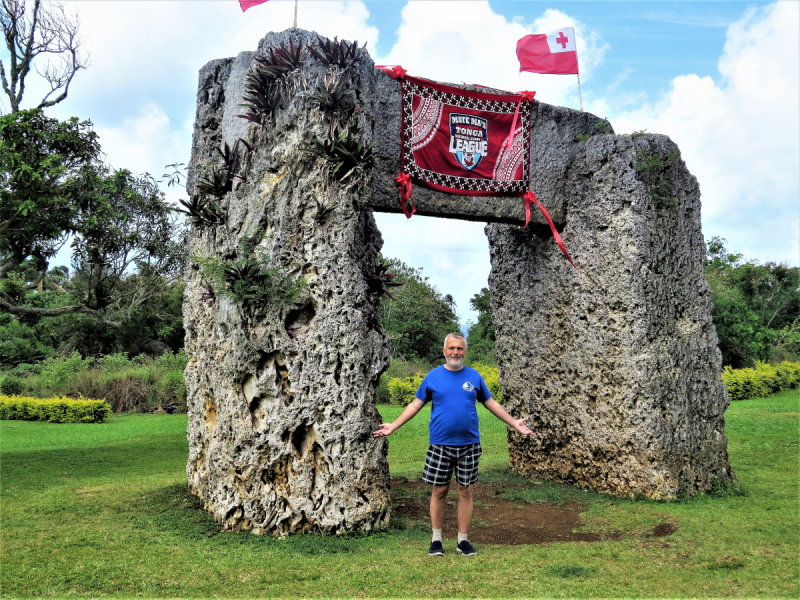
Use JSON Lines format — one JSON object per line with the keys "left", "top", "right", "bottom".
{"left": 175, "top": 138, "right": 252, "bottom": 228}
{"left": 311, "top": 195, "right": 340, "bottom": 223}
{"left": 196, "top": 138, "right": 252, "bottom": 197}
{"left": 239, "top": 41, "right": 308, "bottom": 125}
{"left": 308, "top": 35, "right": 364, "bottom": 69}
{"left": 302, "top": 128, "right": 376, "bottom": 186}
{"left": 192, "top": 230, "right": 306, "bottom": 311}
{"left": 367, "top": 258, "right": 402, "bottom": 301}
{"left": 310, "top": 72, "right": 357, "bottom": 135}
{"left": 174, "top": 196, "right": 226, "bottom": 227}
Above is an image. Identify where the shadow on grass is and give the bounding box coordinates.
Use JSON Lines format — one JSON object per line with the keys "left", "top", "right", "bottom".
{"left": 140, "top": 484, "right": 426, "bottom": 556}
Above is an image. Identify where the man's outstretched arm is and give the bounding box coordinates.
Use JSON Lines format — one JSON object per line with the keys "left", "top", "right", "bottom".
{"left": 483, "top": 398, "right": 534, "bottom": 435}
{"left": 373, "top": 398, "right": 425, "bottom": 437}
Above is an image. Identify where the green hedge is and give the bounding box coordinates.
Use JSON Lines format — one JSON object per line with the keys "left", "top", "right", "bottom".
{"left": 722, "top": 361, "right": 800, "bottom": 401}
{"left": 387, "top": 363, "right": 504, "bottom": 406}
{"left": 387, "top": 373, "right": 425, "bottom": 406}
{"left": 0, "top": 395, "right": 111, "bottom": 423}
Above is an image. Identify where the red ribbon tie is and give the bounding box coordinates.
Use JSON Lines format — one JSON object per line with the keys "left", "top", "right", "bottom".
{"left": 375, "top": 65, "right": 407, "bottom": 79}
{"left": 522, "top": 191, "right": 576, "bottom": 269}
{"left": 502, "top": 90, "right": 536, "bottom": 152}
{"left": 395, "top": 173, "right": 415, "bottom": 218}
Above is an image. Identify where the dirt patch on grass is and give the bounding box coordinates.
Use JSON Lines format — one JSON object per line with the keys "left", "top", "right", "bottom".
{"left": 390, "top": 477, "right": 674, "bottom": 546}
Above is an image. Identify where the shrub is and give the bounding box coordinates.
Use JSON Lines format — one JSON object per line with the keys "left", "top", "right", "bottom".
{"left": 156, "top": 369, "right": 188, "bottom": 411}
{"left": 469, "top": 362, "right": 503, "bottom": 404}
{"left": 0, "top": 351, "right": 191, "bottom": 413}
{"left": 0, "top": 377, "right": 23, "bottom": 396}
{"left": 377, "top": 359, "right": 433, "bottom": 404}
{"left": 103, "top": 371, "right": 155, "bottom": 413}
{"left": 0, "top": 395, "right": 111, "bottom": 423}
{"left": 388, "top": 373, "right": 425, "bottom": 406}
{"left": 722, "top": 361, "right": 800, "bottom": 401}
{"left": 154, "top": 349, "right": 188, "bottom": 372}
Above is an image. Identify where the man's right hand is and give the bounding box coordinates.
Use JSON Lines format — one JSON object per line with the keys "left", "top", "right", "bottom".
{"left": 371, "top": 398, "right": 425, "bottom": 438}
{"left": 372, "top": 423, "right": 395, "bottom": 437}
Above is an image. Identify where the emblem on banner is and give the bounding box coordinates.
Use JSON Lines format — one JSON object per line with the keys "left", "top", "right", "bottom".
{"left": 449, "top": 113, "right": 488, "bottom": 170}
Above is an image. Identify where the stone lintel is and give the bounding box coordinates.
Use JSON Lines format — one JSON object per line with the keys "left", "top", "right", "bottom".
{"left": 367, "top": 73, "right": 611, "bottom": 227}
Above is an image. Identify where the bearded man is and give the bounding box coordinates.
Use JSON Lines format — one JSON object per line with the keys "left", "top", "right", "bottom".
{"left": 373, "top": 332, "right": 534, "bottom": 556}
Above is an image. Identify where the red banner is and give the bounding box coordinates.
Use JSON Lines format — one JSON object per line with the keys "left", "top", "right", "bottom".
{"left": 376, "top": 67, "right": 576, "bottom": 269}
{"left": 399, "top": 75, "right": 532, "bottom": 197}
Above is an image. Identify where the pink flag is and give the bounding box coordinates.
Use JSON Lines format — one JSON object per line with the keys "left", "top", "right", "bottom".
{"left": 240, "top": 0, "right": 269, "bottom": 11}
{"left": 517, "top": 27, "right": 579, "bottom": 75}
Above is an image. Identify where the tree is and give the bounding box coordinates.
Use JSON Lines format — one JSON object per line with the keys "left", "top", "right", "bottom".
{"left": 378, "top": 258, "right": 461, "bottom": 362}
{"left": 0, "top": 0, "right": 89, "bottom": 113}
{"left": 1, "top": 109, "right": 187, "bottom": 337}
{"left": 1, "top": 109, "right": 98, "bottom": 284}
{"left": 466, "top": 287, "right": 496, "bottom": 364}
{"left": 705, "top": 237, "right": 800, "bottom": 367}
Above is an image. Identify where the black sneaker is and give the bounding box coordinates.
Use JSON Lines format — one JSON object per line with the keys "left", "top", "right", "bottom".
{"left": 457, "top": 540, "right": 477, "bottom": 556}
{"left": 428, "top": 540, "right": 444, "bottom": 556}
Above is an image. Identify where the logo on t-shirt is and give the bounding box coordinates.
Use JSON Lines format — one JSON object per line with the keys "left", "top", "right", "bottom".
{"left": 462, "top": 381, "right": 475, "bottom": 392}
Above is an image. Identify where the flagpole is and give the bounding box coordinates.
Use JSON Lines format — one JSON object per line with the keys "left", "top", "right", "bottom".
{"left": 293, "top": 0, "right": 298, "bottom": 28}
{"left": 573, "top": 33, "right": 584, "bottom": 113}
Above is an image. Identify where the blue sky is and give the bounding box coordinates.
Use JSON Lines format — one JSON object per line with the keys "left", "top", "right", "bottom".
{"left": 4, "top": 0, "right": 798, "bottom": 326}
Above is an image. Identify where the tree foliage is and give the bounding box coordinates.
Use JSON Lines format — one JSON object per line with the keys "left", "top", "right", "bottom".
{"left": 0, "top": 109, "right": 187, "bottom": 364}
{"left": 378, "top": 257, "right": 460, "bottom": 362}
{"left": 705, "top": 237, "right": 799, "bottom": 367}
{"left": 466, "top": 287, "right": 496, "bottom": 365}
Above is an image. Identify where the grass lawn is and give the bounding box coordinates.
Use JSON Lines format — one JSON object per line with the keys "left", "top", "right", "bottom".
{"left": 1, "top": 390, "right": 798, "bottom": 598}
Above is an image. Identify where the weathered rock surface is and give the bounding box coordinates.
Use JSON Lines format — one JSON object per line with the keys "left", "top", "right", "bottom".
{"left": 487, "top": 132, "right": 738, "bottom": 499}
{"left": 184, "top": 29, "right": 390, "bottom": 535}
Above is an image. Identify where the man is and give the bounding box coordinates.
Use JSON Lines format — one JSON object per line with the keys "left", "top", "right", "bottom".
{"left": 373, "top": 332, "right": 534, "bottom": 557}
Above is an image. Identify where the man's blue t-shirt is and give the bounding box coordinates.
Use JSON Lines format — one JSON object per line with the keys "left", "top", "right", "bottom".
{"left": 415, "top": 365, "right": 492, "bottom": 446}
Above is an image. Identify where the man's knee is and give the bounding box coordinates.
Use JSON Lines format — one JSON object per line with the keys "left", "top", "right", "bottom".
{"left": 432, "top": 484, "right": 450, "bottom": 500}
{"left": 456, "top": 483, "right": 473, "bottom": 499}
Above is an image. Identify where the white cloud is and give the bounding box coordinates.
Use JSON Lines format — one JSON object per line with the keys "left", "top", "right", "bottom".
{"left": 609, "top": 2, "right": 799, "bottom": 265}
{"left": 379, "top": 3, "right": 607, "bottom": 110}
{"left": 94, "top": 103, "right": 189, "bottom": 204}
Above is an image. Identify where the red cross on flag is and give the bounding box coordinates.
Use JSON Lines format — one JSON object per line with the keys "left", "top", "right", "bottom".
{"left": 516, "top": 27, "right": 579, "bottom": 75}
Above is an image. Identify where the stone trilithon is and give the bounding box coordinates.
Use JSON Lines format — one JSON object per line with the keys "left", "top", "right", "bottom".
{"left": 184, "top": 29, "right": 736, "bottom": 536}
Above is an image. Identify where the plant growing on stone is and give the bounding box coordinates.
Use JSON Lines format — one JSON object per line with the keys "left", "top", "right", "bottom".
{"left": 194, "top": 255, "right": 305, "bottom": 310}
{"left": 195, "top": 138, "right": 252, "bottom": 199}
{"left": 192, "top": 230, "right": 305, "bottom": 311}
{"left": 634, "top": 148, "right": 681, "bottom": 207}
{"left": 367, "top": 258, "right": 402, "bottom": 301}
{"left": 594, "top": 119, "right": 612, "bottom": 135}
{"left": 174, "top": 195, "right": 226, "bottom": 228}
{"left": 239, "top": 42, "right": 307, "bottom": 125}
{"left": 311, "top": 195, "right": 339, "bottom": 223}
{"left": 310, "top": 72, "right": 357, "bottom": 134}
{"left": 308, "top": 35, "right": 364, "bottom": 68}
{"left": 302, "top": 128, "right": 376, "bottom": 185}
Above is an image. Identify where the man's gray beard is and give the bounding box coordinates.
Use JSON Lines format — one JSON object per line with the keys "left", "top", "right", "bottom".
{"left": 447, "top": 358, "right": 464, "bottom": 369}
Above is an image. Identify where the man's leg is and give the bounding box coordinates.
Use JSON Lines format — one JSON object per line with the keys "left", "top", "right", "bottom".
{"left": 456, "top": 482, "right": 474, "bottom": 535}
{"left": 430, "top": 482, "right": 450, "bottom": 530}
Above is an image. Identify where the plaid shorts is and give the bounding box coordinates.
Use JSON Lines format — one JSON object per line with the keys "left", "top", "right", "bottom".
{"left": 422, "top": 443, "right": 482, "bottom": 487}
